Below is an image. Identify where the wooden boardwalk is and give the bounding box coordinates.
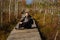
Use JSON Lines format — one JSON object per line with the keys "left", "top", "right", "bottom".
{"left": 7, "top": 23, "right": 42, "bottom": 40}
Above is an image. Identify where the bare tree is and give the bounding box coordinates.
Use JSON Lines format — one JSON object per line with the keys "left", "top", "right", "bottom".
{"left": 9, "top": 0, "right": 11, "bottom": 22}
{"left": 14, "top": 0, "right": 18, "bottom": 19}
{"left": 22, "top": 0, "right": 26, "bottom": 8}
{"left": 0, "top": 0, "right": 3, "bottom": 27}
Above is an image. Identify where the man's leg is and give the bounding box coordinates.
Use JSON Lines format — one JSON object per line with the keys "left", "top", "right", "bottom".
{"left": 20, "top": 22, "right": 32, "bottom": 29}
{"left": 19, "top": 24, "right": 25, "bottom": 29}
{"left": 19, "top": 24, "right": 22, "bottom": 28}
{"left": 22, "top": 22, "right": 27, "bottom": 28}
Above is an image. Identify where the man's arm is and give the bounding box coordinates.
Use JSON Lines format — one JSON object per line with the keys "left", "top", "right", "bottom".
{"left": 28, "top": 16, "right": 33, "bottom": 24}
{"left": 20, "top": 17, "right": 25, "bottom": 22}
{"left": 19, "top": 17, "right": 25, "bottom": 24}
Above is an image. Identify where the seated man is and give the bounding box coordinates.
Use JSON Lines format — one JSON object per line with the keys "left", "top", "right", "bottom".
{"left": 19, "top": 12, "right": 33, "bottom": 29}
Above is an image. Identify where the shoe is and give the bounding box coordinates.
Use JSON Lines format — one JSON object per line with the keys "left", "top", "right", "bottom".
{"left": 15, "top": 28, "right": 19, "bottom": 30}
{"left": 20, "top": 27, "right": 24, "bottom": 30}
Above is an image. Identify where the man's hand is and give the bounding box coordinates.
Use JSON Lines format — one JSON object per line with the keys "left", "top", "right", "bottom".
{"left": 19, "top": 22, "right": 23, "bottom": 24}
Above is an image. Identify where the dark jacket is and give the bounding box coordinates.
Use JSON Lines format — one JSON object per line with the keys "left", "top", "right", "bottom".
{"left": 20, "top": 15, "right": 33, "bottom": 24}
{"left": 20, "top": 15, "right": 33, "bottom": 28}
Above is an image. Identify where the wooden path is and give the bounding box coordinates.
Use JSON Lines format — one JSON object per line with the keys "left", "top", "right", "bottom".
{"left": 7, "top": 23, "right": 42, "bottom": 40}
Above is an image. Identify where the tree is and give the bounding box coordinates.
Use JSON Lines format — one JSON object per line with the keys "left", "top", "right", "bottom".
{"left": 9, "top": 0, "right": 11, "bottom": 22}
{"left": 0, "top": 0, "right": 3, "bottom": 27}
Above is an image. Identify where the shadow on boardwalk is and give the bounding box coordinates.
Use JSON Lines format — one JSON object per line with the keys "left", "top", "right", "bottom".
{"left": 35, "top": 20, "right": 47, "bottom": 40}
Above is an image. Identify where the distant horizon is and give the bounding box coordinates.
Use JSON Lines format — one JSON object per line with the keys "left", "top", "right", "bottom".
{"left": 26, "top": 0, "right": 33, "bottom": 4}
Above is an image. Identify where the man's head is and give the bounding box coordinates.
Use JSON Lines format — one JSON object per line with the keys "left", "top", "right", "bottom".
{"left": 25, "top": 12, "right": 29, "bottom": 17}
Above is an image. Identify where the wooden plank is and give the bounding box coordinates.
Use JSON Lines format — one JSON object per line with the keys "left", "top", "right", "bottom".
{"left": 7, "top": 23, "right": 42, "bottom": 40}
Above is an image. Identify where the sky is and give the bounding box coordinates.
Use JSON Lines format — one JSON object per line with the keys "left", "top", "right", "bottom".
{"left": 26, "top": 0, "right": 33, "bottom": 4}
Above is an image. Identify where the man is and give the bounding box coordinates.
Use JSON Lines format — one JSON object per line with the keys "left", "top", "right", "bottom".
{"left": 19, "top": 11, "right": 33, "bottom": 29}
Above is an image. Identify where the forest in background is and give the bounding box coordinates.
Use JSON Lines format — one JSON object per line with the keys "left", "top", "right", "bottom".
{"left": 0, "top": 0, "right": 60, "bottom": 40}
